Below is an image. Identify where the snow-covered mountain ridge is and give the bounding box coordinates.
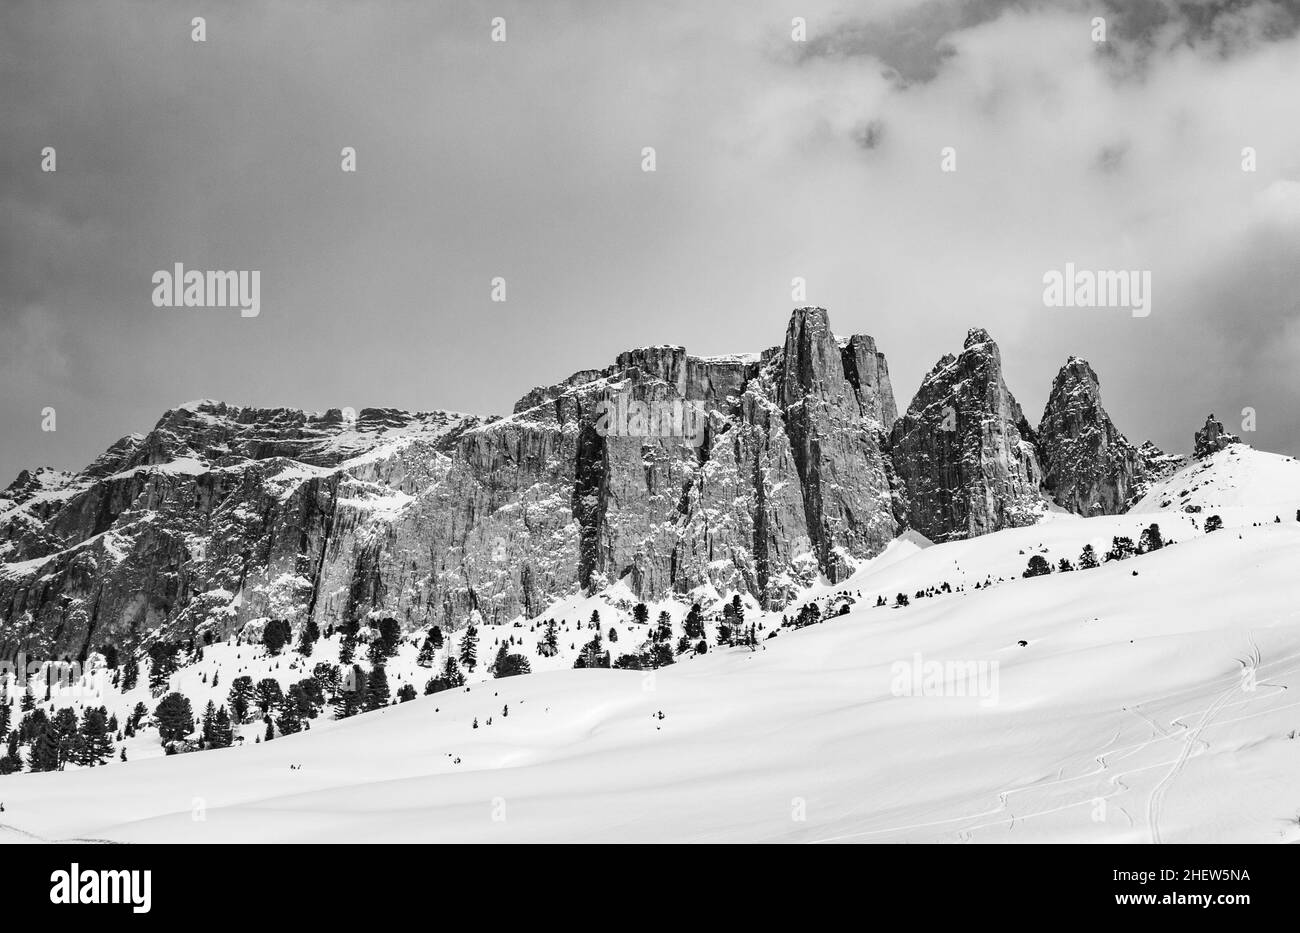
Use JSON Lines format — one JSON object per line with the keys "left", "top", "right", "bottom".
{"left": 1, "top": 308, "right": 1203, "bottom": 667}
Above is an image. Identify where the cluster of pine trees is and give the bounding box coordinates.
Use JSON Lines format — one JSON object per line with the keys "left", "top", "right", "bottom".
{"left": 0, "top": 692, "right": 118, "bottom": 774}
{"left": 1023, "top": 524, "right": 1168, "bottom": 578}
{"left": 716, "top": 596, "right": 757, "bottom": 648}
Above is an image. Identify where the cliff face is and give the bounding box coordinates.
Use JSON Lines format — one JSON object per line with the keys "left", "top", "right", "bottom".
{"left": 0, "top": 308, "right": 905, "bottom": 659}
{"left": 889, "top": 328, "right": 1047, "bottom": 542}
{"left": 1036, "top": 358, "right": 1146, "bottom": 516}
{"left": 0, "top": 309, "right": 1212, "bottom": 659}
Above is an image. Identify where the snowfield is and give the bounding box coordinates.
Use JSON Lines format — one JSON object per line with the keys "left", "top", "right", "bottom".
{"left": 3, "top": 446, "right": 1300, "bottom": 843}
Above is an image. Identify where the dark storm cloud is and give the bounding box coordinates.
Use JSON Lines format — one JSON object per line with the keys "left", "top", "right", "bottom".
{"left": 793, "top": 0, "right": 1029, "bottom": 84}
{"left": 794, "top": 0, "right": 1300, "bottom": 84}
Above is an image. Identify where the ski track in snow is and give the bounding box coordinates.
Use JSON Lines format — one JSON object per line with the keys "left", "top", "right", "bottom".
{"left": 811, "top": 642, "right": 1300, "bottom": 845}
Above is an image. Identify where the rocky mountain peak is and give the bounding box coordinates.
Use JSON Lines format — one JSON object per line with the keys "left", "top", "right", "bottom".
{"left": 1194, "top": 413, "right": 1241, "bottom": 458}
{"left": 0, "top": 308, "right": 1220, "bottom": 660}
{"left": 890, "top": 329, "right": 1046, "bottom": 542}
{"left": 0, "top": 307, "right": 913, "bottom": 659}
{"left": 963, "top": 326, "right": 996, "bottom": 351}
{"left": 779, "top": 307, "right": 844, "bottom": 404}
{"left": 1036, "top": 357, "right": 1145, "bottom": 516}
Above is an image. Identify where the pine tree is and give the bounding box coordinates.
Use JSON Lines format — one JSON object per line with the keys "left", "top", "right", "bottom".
{"left": 276, "top": 697, "right": 303, "bottom": 735}
{"left": 21, "top": 686, "right": 35, "bottom": 712}
{"left": 53, "top": 707, "right": 79, "bottom": 769}
{"left": 632, "top": 603, "right": 649, "bottom": 625}
{"left": 376, "top": 617, "right": 402, "bottom": 659}
{"left": 0, "top": 732, "right": 23, "bottom": 774}
{"left": 397, "top": 684, "right": 417, "bottom": 703}
{"left": 254, "top": 678, "right": 284, "bottom": 717}
{"left": 313, "top": 662, "right": 342, "bottom": 698}
{"left": 263, "top": 619, "right": 292, "bottom": 655}
{"left": 459, "top": 625, "right": 479, "bottom": 670}
{"left": 574, "top": 632, "right": 610, "bottom": 669}
{"left": 364, "top": 664, "right": 391, "bottom": 711}
{"left": 489, "top": 642, "right": 531, "bottom": 678}
{"left": 120, "top": 653, "right": 139, "bottom": 692}
{"left": 212, "top": 705, "right": 234, "bottom": 748}
{"left": 147, "top": 642, "right": 179, "bottom": 695}
{"left": 538, "top": 620, "right": 559, "bottom": 657}
{"left": 28, "top": 723, "right": 60, "bottom": 772}
{"left": 1105, "top": 536, "right": 1137, "bottom": 561}
{"left": 656, "top": 611, "right": 673, "bottom": 643}
{"left": 416, "top": 633, "right": 438, "bottom": 667}
{"left": 1023, "top": 555, "right": 1053, "bottom": 577}
{"left": 684, "top": 603, "right": 704, "bottom": 640}
{"left": 1079, "top": 544, "right": 1099, "bottom": 569}
{"left": 1139, "top": 523, "right": 1164, "bottom": 553}
{"left": 154, "top": 692, "right": 194, "bottom": 744}
{"left": 332, "top": 665, "right": 365, "bottom": 719}
{"left": 296, "top": 619, "right": 321, "bottom": 656}
{"left": 201, "top": 701, "right": 218, "bottom": 744}
{"left": 441, "top": 653, "right": 466, "bottom": 689}
{"left": 292, "top": 678, "right": 323, "bottom": 718}
{"left": 76, "top": 707, "right": 113, "bottom": 765}
{"left": 0, "top": 696, "right": 10, "bottom": 742}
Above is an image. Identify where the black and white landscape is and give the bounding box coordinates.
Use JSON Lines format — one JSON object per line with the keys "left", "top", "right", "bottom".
{"left": 2, "top": 1, "right": 1300, "bottom": 846}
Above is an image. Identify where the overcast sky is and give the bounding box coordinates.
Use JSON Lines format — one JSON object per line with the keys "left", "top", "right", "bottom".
{"left": 3, "top": 0, "right": 1299, "bottom": 485}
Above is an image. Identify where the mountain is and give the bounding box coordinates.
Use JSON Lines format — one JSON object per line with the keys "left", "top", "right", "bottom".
{"left": 1036, "top": 357, "right": 1166, "bottom": 516}
{"left": 0, "top": 309, "right": 1257, "bottom": 663}
{"left": 5, "top": 312, "right": 1300, "bottom": 844}
{"left": 889, "top": 328, "right": 1047, "bottom": 542}
{"left": 0, "top": 308, "right": 908, "bottom": 659}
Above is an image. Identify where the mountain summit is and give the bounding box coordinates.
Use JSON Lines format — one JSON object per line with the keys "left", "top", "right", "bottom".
{"left": 0, "top": 310, "right": 1231, "bottom": 658}
{"left": 889, "top": 328, "right": 1047, "bottom": 542}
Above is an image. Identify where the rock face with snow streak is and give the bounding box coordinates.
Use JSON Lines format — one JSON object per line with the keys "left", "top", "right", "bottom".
{"left": 1193, "top": 414, "right": 1241, "bottom": 459}
{"left": 0, "top": 308, "right": 907, "bottom": 659}
{"left": 1036, "top": 357, "right": 1149, "bottom": 516}
{"left": 889, "top": 328, "right": 1047, "bottom": 542}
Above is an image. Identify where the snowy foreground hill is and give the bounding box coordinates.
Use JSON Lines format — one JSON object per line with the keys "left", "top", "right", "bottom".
{"left": 2, "top": 445, "right": 1299, "bottom": 843}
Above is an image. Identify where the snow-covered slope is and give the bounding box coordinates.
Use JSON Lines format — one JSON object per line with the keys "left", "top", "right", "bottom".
{"left": 1129, "top": 444, "right": 1300, "bottom": 522}
{"left": 4, "top": 439, "right": 1300, "bottom": 843}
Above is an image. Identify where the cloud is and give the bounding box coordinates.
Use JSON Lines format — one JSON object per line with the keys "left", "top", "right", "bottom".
{"left": 1, "top": 0, "right": 1299, "bottom": 486}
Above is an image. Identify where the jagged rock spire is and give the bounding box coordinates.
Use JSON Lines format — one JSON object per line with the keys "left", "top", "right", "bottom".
{"left": 890, "top": 328, "right": 1046, "bottom": 542}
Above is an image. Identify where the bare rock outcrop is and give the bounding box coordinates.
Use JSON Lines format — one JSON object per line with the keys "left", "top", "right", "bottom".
{"left": 890, "top": 328, "right": 1047, "bottom": 541}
